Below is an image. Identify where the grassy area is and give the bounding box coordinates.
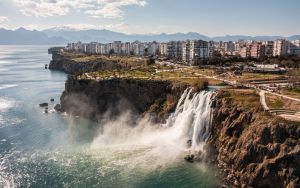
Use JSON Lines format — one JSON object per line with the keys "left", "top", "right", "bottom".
{"left": 266, "top": 97, "right": 284, "bottom": 109}
{"left": 72, "top": 55, "right": 101, "bottom": 62}
{"left": 222, "top": 72, "right": 286, "bottom": 82}
{"left": 78, "top": 65, "right": 216, "bottom": 86}
{"left": 280, "top": 88, "right": 300, "bottom": 100}
{"left": 287, "top": 88, "right": 300, "bottom": 94}
{"left": 219, "top": 89, "right": 261, "bottom": 110}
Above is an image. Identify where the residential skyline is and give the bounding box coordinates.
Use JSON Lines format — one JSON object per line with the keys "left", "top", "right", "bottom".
{"left": 0, "top": 0, "right": 299, "bottom": 36}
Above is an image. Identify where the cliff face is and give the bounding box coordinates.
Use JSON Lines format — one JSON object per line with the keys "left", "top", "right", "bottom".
{"left": 60, "top": 76, "right": 187, "bottom": 122}
{"left": 49, "top": 52, "right": 122, "bottom": 74}
{"left": 210, "top": 90, "right": 300, "bottom": 188}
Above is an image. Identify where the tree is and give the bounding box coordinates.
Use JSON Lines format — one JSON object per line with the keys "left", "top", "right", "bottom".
{"left": 144, "top": 48, "right": 149, "bottom": 56}
{"left": 109, "top": 49, "right": 115, "bottom": 55}
{"left": 147, "top": 57, "right": 155, "bottom": 65}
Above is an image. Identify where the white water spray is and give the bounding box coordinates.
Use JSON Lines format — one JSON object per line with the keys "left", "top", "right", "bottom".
{"left": 166, "top": 88, "right": 213, "bottom": 152}
{"left": 91, "top": 88, "right": 214, "bottom": 156}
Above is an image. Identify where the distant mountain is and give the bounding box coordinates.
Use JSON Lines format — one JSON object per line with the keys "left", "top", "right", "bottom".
{"left": 288, "top": 35, "right": 300, "bottom": 41}
{"left": 43, "top": 28, "right": 210, "bottom": 43}
{"left": 0, "top": 28, "right": 67, "bottom": 45}
{"left": 0, "top": 27, "right": 299, "bottom": 45}
{"left": 211, "top": 35, "right": 284, "bottom": 42}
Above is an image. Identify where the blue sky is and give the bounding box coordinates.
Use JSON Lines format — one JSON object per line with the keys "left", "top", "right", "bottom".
{"left": 0, "top": 0, "right": 299, "bottom": 36}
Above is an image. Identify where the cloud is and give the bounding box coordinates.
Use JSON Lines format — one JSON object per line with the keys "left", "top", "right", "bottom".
{"left": 12, "top": 0, "right": 147, "bottom": 18}
{"left": 56, "top": 23, "right": 129, "bottom": 32}
{"left": 0, "top": 16, "right": 9, "bottom": 24}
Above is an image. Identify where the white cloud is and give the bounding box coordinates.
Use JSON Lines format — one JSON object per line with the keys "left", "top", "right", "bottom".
{"left": 56, "top": 22, "right": 128, "bottom": 32}
{"left": 0, "top": 16, "right": 9, "bottom": 24}
{"left": 12, "top": 0, "right": 147, "bottom": 18}
{"left": 20, "top": 22, "right": 128, "bottom": 32}
{"left": 0, "top": 16, "right": 9, "bottom": 28}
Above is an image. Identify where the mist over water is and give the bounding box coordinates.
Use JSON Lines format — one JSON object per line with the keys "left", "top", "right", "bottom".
{"left": 0, "top": 46, "right": 219, "bottom": 188}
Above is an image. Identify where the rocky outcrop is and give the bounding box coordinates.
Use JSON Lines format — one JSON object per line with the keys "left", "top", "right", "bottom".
{"left": 59, "top": 76, "right": 187, "bottom": 122}
{"left": 49, "top": 52, "right": 122, "bottom": 74}
{"left": 210, "top": 90, "right": 300, "bottom": 188}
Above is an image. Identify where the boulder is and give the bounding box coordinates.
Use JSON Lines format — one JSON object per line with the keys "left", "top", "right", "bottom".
{"left": 39, "top": 103, "right": 48, "bottom": 107}
{"left": 54, "top": 104, "right": 62, "bottom": 112}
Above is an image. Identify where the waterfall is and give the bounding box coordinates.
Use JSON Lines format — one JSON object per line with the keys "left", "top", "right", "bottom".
{"left": 165, "top": 88, "right": 213, "bottom": 152}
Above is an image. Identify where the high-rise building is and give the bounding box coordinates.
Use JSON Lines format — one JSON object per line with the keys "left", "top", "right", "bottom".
{"left": 113, "top": 41, "right": 122, "bottom": 54}
{"left": 148, "top": 41, "right": 159, "bottom": 56}
{"left": 121, "top": 42, "right": 131, "bottom": 55}
{"left": 182, "top": 40, "right": 191, "bottom": 64}
{"left": 159, "top": 43, "right": 167, "bottom": 56}
{"left": 166, "top": 41, "right": 182, "bottom": 59}
{"left": 250, "top": 42, "right": 265, "bottom": 58}
{"left": 263, "top": 41, "right": 274, "bottom": 57}
{"left": 273, "top": 39, "right": 289, "bottom": 56}
{"left": 240, "top": 46, "right": 250, "bottom": 58}
{"left": 223, "top": 41, "right": 235, "bottom": 55}
{"left": 207, "top": 41, "right": 215, "bottom": 57}
{"left": 190, "top": 40, "right": 208, "bottom": 64}
{"left": 290, "top": 40, "right": 300, "bottom": 56}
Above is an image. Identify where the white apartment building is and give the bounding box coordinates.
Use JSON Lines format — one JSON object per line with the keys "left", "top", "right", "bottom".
{"left": 207, "top": 41, "right": 215, "bottom": 58}
{"left": 290, "top": 40, "right": 300, "bottom": 56}
{"left": 273, "top": 39, "right": 289, "bottom": 56}
{"left": 113, "top": 41, "right": 122, "bottom": 54}
{"left": 159, "top": 43, "right": 167, "bottom": 56}
{"left": 182, "top": 40, "right": 191, "bottom": 64}
{"left": 148, "top": 41, "right": 159, "bottom": 56}
{"left": 121, "top": 42, "right": 131, "bottom": 55}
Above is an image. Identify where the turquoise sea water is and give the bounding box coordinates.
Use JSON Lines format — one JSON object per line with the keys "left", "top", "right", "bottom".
{"left": 0, "top": 46, "right": 219, "bottom": 188}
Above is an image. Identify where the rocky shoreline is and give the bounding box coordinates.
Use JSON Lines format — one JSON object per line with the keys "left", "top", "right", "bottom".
{"left": 60, "top": 75, "right": 187, "bottom": 122}
{"left": 49, "top": 51, "right": 123, "bottom": 74}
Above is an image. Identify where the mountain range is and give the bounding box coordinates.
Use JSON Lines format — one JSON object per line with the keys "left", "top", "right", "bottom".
{"left": 0, "top": 27, "right": 299, "bottom": 45}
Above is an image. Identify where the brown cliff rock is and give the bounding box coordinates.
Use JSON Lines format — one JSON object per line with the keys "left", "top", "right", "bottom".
{"left": 210, "top": 90, "right": 300, "bottom": 188}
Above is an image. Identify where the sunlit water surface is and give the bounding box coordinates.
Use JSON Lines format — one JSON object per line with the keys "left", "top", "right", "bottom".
{"left": 0, "top": 46, "right": 219, "bottom": 188}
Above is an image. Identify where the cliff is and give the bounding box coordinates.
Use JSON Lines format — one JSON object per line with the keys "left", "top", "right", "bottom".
{"left": 49, "top": 52, "right": 123, "bottom": 74}
{"left": 59, "top": 76, "right": 188, "bottom": 122}
{"left": 210, "top": 90, "right": 300, "bottom": 188}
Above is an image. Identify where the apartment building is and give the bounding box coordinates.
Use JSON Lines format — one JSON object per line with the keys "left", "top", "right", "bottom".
{"left": 159, "top": 43, "right": 168, "bottom": 56}
{"left": 250, "top": 42, "right": 265, "bottom": 58}
{"left": 290, "top": 40, "right": 300, "bottom": 56}
{"left": 240, "top": 46, "right": 250, "bottom": 58}
{"left": 263, "top": 41, "right": 274, "bottom": 57}
{"left": 189, "top": 40, "right": 208, "bottom": 65}
{"left": 273, "top": 39, "right": 289, "bottom": 56}
{"left": 182, "top": 40, "right": 191, "bottom": 64}
{"left": 113, "top": 41, "right": 122, "bottom": 54}
{"left": 166, "top": 41, "right": 182, "bottom": 59}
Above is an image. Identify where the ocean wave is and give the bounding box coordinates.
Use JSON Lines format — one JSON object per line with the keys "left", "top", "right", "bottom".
{"left": 0, "top": 84, "right": 17, "bottom": 90}
{"left": 0, "top": 98, "right": 15, "bottom": 112}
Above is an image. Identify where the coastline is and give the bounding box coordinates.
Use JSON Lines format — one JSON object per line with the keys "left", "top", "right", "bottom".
{"left": 49, "top": 50, "right": 300, "bottom": 188}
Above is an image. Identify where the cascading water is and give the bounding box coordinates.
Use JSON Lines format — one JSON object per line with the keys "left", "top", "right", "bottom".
{"left": 165, "top": 88, "right": 214, "bottom": 152}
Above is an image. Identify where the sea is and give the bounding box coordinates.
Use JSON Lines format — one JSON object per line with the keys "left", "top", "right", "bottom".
{"left": 0, "top": 46, "right": 219, "bottom": 188}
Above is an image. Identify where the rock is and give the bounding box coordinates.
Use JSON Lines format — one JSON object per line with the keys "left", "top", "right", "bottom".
{"left": 50, "top": 98, "right": 55, "bottom": 102}
{"left": 39, "top": 103, "right": 48, "bottom": 107}
{"left": 44, "top": 109, "right": 48, "bottom": 113}
{"left": 184, "top": 154, "right": 195, "bottom": 163}
{"left": 209, "top": 91, "right": 300, "bottom": 188}
{"left": 60, "top": 77, "right": 187, "bottom": 122}
{"left": 54, "top": 104, "right": 62, "bottom": 112}
{"left": 187, "top": 139, "right": 192, "bottom": 148}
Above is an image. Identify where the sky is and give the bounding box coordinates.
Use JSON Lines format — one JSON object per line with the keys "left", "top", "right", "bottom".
{"left": 0, "top": 0, "right": 299, "bottom": 36}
